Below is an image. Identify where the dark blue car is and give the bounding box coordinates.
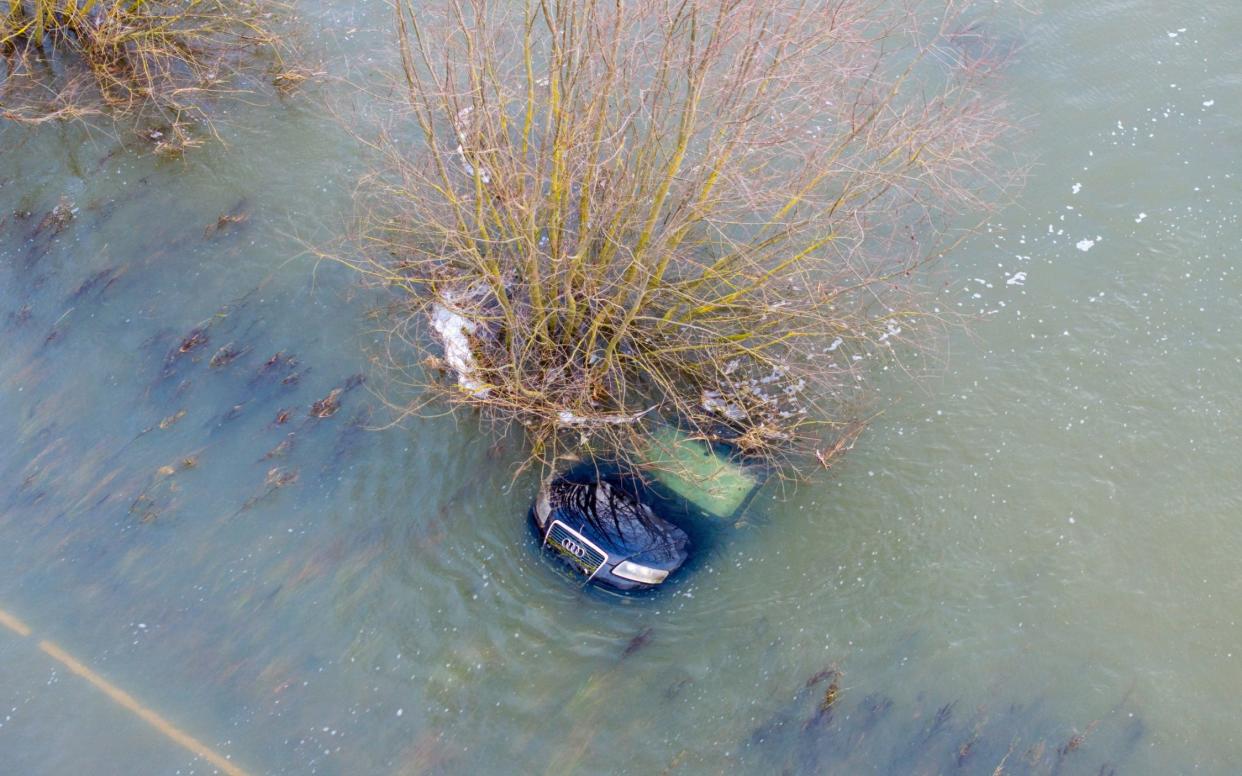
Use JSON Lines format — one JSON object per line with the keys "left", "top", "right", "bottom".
{"left": 530, "top": 473, "right": 689, "bottom": 591}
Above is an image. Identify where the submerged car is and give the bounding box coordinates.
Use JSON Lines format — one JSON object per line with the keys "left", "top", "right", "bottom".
{"left": 530, "top": 474, "right": 689, "bottom": 591}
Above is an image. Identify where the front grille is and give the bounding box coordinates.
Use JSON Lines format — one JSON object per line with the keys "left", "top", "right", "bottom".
{"left": 545, "top": 521, "right": 608, "bottom": 578}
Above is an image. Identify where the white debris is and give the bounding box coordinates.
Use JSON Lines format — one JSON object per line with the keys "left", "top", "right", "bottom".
{"left": 758, "top": 366, "right": 787, "bottom": 385}
{"left": 1203, "top": 99, "right": 1215, "bottom": 107}
{"left": 877, "top": 320, "right": 903, "bottom": 343}
{"left": 1135, "top": 212, "right": 1148, "bottom": 223}
{"left": 454, "top": 144, "right": 492, "bottom": 184}
{"left": 702, "top": 390, "right": 748, "bottom": 421}
{"left": 782, "top": 379, "right": 807, "bottom": 397}
{"left": 1071, "top": 182, "right": 1082, "bottom": 194}
{"left": 556, "top": 407, "right": 654, "bottom": 427}
{"left": 1076, "top": 238, "right": 1096, "bottom": 252}
{"left": 1006, "top": 271, "right": 1027, "bottom": 286}
{"left": 430, "top": 287, "right": 493, "bottom": 397}
{"left": 453, "top": 106, "right": 492, "bottom": 183}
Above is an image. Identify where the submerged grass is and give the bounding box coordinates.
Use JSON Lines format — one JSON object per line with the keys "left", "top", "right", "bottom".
{"left": 346, "top": 0, "right": 1018, "bottom": 478}
{"left": 1, "top": 0, "right": 294, "bottom": 149}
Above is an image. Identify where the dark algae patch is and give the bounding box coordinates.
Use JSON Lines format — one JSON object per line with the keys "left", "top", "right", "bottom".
{"left": 744, "top": 663, "right": 1144, "bottom": 775}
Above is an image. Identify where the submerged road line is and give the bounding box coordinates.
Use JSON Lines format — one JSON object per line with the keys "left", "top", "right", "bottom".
{"left": 0, "top": 606, "right": 248, "bottom": 776}
{"left": 0, "top": 608, "right": 31, "bottom": 636}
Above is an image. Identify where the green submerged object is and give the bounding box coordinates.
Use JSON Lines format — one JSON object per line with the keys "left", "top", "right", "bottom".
{"left": 638, "top": 425, "right": 762, "bottom": 518}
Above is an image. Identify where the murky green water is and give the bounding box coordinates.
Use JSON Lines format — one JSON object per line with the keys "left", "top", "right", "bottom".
{"left": 2, "top": 1, "right": 1240, "bottom": 773}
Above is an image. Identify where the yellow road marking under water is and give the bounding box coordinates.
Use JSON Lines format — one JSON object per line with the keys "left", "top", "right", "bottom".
{"left": 0, "top": 606, "right": 248, "bottom": 776}
{"left": 0, "top": 608, "right": 31, "bottom": 637}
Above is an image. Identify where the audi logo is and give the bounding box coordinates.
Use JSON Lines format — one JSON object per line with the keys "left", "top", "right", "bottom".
{"left": 559, "top": 538, "right": 587, "bottom": 558}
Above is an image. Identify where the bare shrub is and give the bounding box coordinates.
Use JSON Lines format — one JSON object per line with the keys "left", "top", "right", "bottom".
{"left": 1, "top": 0, "right": 294, "bottom": 147}
{"left": 348, "top": 0, "right": 1017, "bottom": 476}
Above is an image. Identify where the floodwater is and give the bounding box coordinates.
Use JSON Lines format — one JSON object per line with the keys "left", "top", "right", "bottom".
{"left": 1, "top": 1, "right": 1240, "bottom": 773}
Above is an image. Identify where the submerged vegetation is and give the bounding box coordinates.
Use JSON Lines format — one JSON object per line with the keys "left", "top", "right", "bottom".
{"left": 1, "top": 0, "right": 293, "bottom": 150}
{"left": 349, "top": 0, "right": 1016, "bottom": 477}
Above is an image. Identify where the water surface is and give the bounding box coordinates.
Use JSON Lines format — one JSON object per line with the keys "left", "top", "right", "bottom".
{"left": 2, "top": 0, "right": 1240, "bottom": 773}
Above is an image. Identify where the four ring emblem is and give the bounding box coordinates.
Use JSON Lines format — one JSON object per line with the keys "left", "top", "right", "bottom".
{"left": 559, "top": 538, "right": 587, "bottom": 558}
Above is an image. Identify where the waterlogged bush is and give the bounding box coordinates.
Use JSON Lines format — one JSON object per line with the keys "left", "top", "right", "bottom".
{"left": 352, "top": 0, "right": 1015, "bottom": 475}
{"left": 1, "top": 0, "right": 292, "bottom": 147}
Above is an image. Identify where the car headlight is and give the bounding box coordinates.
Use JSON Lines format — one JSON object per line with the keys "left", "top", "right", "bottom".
{"left": 612, "top": 560, "right": 670, "bottom": 585}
